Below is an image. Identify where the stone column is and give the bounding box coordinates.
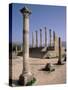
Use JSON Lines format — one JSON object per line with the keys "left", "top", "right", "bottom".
{"left": 49, "top": 29, "right": 52, "bottom": 47}
{"left": 36, "top": 30, "right": 38, "bottom": 47}
{"left": 32, "top": 32, "right": 34, "bottom": 48}
{"left": 54, "top": 34, "right": 58, "bottom": 57}
{"left": 45, "top": 27, "right": 47, "bottom": 47}
{"left": 40, "top": 29, "right": 42, "bottom": 47}
{"left": 49, "top": 29, "right": 52, "bottom": 46}
{"left": 19, "top": 6, "right": 33, "bottom": 85}
{"left": 53, "top": 31, "right": 55, "bottom": 48}
{"left": 57, "top": 37, "right": 63, "bottom": 65}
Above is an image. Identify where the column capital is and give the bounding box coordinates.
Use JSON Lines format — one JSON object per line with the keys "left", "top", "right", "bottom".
{"left": 49, "top": 29, "right": 51, "bottom": 31}
{"left": 45, "top": 27, "right": 47, "bottom": 30}
{"left": 20, "top": 6, "right": 31, "bottom": 15}
{"left": 40, "top": 29, "right": 42, "bottom": 31}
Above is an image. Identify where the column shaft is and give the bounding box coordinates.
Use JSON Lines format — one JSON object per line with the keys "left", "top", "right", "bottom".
{"left": 40, "top": 29, "right": 42, "bottom": 47}
{"left": 49, "top": 29, "right": 52, "bottom": 47}
{"left": 19, "top": 7, "right": 34, "bottom": 86}
{"left": 58, "top": 37, "right": 62, "bottom": 63}
{"left": 36, "top": 31, "right": 38, "bottom": 47}
{"left": 45, "top": 27, "right": 47, "bottom": 47}
{"left": 53, "top": 31, "right": 55, "bottom": 48}
{"left": 23, "top": 14, "right": 31, "bottom": 74}
{"left": 32, "top": 32, "right": 34, "bottom": 47}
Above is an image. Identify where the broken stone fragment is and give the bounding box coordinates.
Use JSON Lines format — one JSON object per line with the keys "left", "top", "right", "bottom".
{"left": 44, "top": 63, "right": 55, "bottom": 72}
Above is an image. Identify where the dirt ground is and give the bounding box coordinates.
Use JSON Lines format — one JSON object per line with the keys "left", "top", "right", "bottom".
{"left": 11, "top": 56, "right": 66, "bottom": 86}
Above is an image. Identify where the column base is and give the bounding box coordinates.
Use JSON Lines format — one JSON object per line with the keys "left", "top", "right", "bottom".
{"left": 18, "top": 73, "right": 36, "bottom": 86}
{"left": 56, "top": 60, "right": 64, "bottom": 65}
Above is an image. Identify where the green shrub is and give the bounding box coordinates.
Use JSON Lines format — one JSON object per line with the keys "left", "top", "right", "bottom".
{"left": 26, "top": 77, "right": 36, "bottom": 86}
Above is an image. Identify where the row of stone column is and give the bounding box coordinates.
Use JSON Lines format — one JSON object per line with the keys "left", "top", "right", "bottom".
{"left": 32, "top": 28, "right": 56, "bottom": 48}
{"left": 14, "top": 28, "right": 56, "bottom": 51}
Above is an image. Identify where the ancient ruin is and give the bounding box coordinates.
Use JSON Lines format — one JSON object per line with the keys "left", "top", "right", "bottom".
{"left": 18, "top": 6, "right": 35, "bottom": 85}
{"left": 57, "top": 37, "right": 64, "bottom": 65}
{"left": 9, "top": 4, "right": 66, "bottom": 86}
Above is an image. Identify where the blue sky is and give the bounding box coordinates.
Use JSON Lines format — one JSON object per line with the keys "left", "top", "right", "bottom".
{"left": 11, "top": 3, "right": 66, "bottom": 46}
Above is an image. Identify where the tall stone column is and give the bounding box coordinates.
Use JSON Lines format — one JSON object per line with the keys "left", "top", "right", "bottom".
{"left": 53, "top": 31, "right": 55, "bottom": 48}
{"left": 54, "top": 34, "right": 58, "bottom": 57}
{"left": 45, "top": 27, "right": 47, "bottom": 47}
{"left": 49, "top": 29, "right": 52, "bottom": 47}
{"left": 36, "top": 30, "right": 38, "bottom": 47}
{"left": 57, "top": 37, "right": 63, "bottom": 65}
{"left": 19, "top": 6, "right": 33, "bottom": 85}
{"left": 32, "top": 32, "right": 34, "bottom": 48}
{"left": 40, "top": 29, "right": 42, "bottom": 47}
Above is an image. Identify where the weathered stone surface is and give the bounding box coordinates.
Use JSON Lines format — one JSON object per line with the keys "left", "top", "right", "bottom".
{"left": 32, "top": 32, "right": 34, "bottom": 48}
{"left": 53, "top": 31, "right": 55, "bottom": 48}
{"left": 54, "top": 35, "right": 59, "bottom": 57}
{"left": 44, "top": 34, "right": 59, "bottom": 59}
{"left": 36, "top": 30, "right": 38, "bottom": 47}
{"left": 44, "top": 63, "right": 55, "bottom": 71}
{"left": 45, "top": 27, "right": 47, "bottom": 47}
{"left": 40, "top": 29, "right": 42, "bottom": 47}
{"left": 49, "top": 29, "right": 53, "bottom": 47}
{"left": 19, "top": 6, "right": 34, "bottom": 85}
{"left": 57, "top": 37, "right": 64, "bottom": 65}
{"left": 19, "top": 74, "right": 34, "bottom": 85}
